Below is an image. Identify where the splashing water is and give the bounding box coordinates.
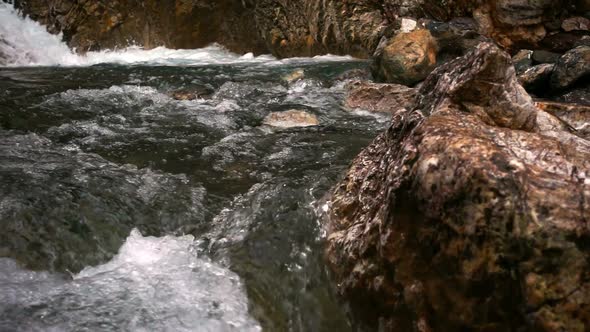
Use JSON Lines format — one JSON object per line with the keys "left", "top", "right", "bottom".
{"left": 0, "top": 229, "right": 261, "bottom": 331}
{"left": 0, "top": 2, "right": 354, "bottom": 67}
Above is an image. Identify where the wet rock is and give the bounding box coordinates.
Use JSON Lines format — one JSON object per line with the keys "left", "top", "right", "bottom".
{"left": 282, "top": 69, "right": 305, "bottom": 84}
{"left": 562, "top": 16, "right": 590, "bottom": 31}
{"left": 325, "top": 42, "right": 590, "bottom": 331}
{"left": 168, "top": 86, "right": 214, "bottom": 101}
{"left": 535, "top": 100, "right": 590, "bottom": 138}
{"left": 371, "top": 29, "right": 438, "bottom": 85}
{"left": 262, "top": 110, "right": 319, "bottom": 128}
{"left": 550, "top": 45, "right": 590, "bottom": 90}
{"left": 345, "top": 81, "right": 417, "bottom": 114}
{"left": 334, "top": 68, "right": 372, "bottom": 82}
{"left": 513, "top": 49, "right": 534, "bottom": 74}
{"left": 518, "top": 63, "right": 554, "bottom": 94}
{"left": 532, "top": 50, "right": 561, "bottom": 64}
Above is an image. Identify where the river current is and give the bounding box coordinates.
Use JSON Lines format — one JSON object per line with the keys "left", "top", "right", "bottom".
{"left": 0, "top": 3, "right": 387, "bottom": 331}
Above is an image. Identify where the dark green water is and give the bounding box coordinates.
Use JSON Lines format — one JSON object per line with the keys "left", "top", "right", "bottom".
{"left": 0, "top": 59, "right": 387, "bottom": 331}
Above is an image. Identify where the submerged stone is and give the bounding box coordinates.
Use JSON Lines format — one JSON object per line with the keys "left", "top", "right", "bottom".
{"left": 262, "top": 110, "right": 319, "bottom": 128}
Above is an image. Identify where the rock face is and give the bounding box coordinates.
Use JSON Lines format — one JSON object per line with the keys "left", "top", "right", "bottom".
{"left": 10, "top": 0, "right": 587, "bottom": 58}
{"left": 12, "top": 0, "right": 267, "bottom": 53}
{"left": 371, "top": 29, "right": 438, "bottom": 85}
{"left": 324, "top": 43, "right": 590, "bottom": 331}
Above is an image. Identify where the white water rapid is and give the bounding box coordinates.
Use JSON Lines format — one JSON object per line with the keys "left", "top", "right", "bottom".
{"left": 0, "top": 2, "right": 353, "bottom": 67}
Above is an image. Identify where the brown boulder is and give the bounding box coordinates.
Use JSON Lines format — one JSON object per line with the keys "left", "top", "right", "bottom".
{"left": 324, "top": 43, "right": 590, "bottom": 331}
{"left": 371, "top": 29, "right": 438, "bottom": 85}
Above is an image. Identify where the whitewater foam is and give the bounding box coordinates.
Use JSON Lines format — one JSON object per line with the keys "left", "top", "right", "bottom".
{"left": 0, "top": 2, "right": 355, "bottom": 67}
{"left": 0, "top": 229, "right": 260, "bottom": 331}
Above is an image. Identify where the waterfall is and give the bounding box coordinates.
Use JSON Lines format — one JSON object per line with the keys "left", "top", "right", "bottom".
{"left": 0, "top": 2, "right": 354, "bottom": 67}
{"left": 0, "top": 2, "right": 82, "bottom": 66}
{"left": 0, "top": 2, "right": 275, "bottom": 67}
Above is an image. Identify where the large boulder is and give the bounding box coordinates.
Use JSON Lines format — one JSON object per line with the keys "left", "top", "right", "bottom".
{"left": 324, "top": 43, "right": 590, "bottom": 331}
{"left": 550, "top": 46, "right": 590, "bottom": 90}
{"left": 371, "top": 29, "right": 438, "bottom": 85}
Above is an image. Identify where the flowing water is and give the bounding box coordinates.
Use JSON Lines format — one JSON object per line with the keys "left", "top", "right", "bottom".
{"left": 0, "top": 3, "right": 387, "bottom": 331}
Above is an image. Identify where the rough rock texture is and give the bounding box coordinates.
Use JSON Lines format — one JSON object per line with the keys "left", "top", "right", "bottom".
{"left": 556, "top": 84, "right": 590, "bottom": 105}
{"left": 9, "top": 0, "right": 585, "bottom": 57}
{"left": 562, "top": 16, "right": 590, "bottom": 32}
{"left": 536, "top": 100, "right": 590, "bottom": 139}
{"left": 551, "top": 45, "right": 590, "bottom": 90}
{"left": 345, "top": 81, "right": 417, "bottom": 114}
{"left": 168, "top": 86, "right": 214, "bottom": 101}
{"left": 513, "top": 49, "right": 534, "bottom": 73}
{"left": 518, "top": 63, "right": 554, "bottom": 94}
{"left": 325, "top": 43, "right": 590, "bottom": 331}
{"left": 371, "top": 29, "right": 438, "bottom": 85}
{"left": 12, "top": 0, "right": 267, "bottom": 53}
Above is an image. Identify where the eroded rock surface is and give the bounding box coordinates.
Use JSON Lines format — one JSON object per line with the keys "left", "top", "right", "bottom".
{"left": 9, "top": 0, "right": 588, "bottom": 58}
{"left": 371, "top": 29, "right": 438, "bottom": 85}
{"left": 551, "top": 46, "right": 590, "bottom": 90}
{"left": 345, "top": 81, "right": 417, "bottom": 114}
{"left": 325, "top": 43, "right": 590, "bottom": 331}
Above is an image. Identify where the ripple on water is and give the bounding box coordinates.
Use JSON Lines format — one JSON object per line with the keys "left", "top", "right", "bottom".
{"left": 0, "top": 131, "right": 206, "bottom": 272}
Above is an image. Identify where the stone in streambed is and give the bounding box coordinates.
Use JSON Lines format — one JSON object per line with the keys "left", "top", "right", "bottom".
{"left": 262, "top": 110, "right": 319, "bottom": 128}
{"left": 325, "top": 42, "right": 590, "bottom": 331}
{"left": 283, "top": 69, "right": 305, "bottom": 84}
{"left": 169, "top": 86, "right": 214, "bottom": 101}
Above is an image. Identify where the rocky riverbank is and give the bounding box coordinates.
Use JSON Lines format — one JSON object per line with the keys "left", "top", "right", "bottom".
{"left": 5, "top": 1, "right": 590, "bottom": 331}
{"left": 6, "top": 1, "right": 589, "bottom": 57}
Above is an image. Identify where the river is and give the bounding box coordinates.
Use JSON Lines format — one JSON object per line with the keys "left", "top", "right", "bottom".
{"left": 0, "top": 3, "right": 387, "bottom": 331}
